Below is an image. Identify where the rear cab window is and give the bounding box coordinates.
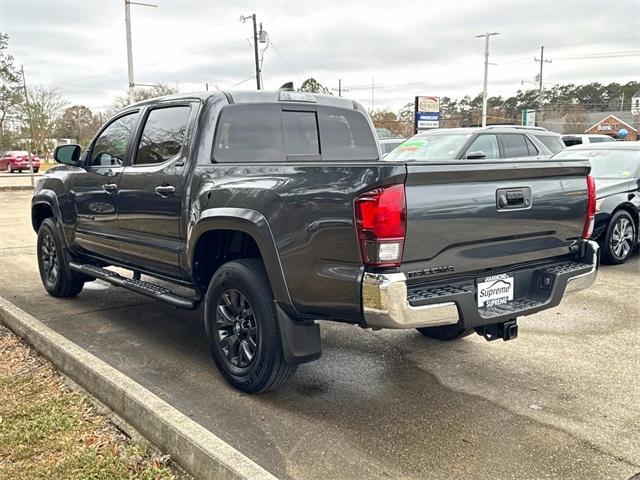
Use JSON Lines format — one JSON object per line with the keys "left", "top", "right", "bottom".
{"left": 212, "top": 103, "right": 378, "bottom": 163}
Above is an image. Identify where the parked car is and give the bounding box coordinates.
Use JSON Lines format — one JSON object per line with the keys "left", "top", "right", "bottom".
{"left": 32, "top": 90, "right": 598, "bottom": 393}
{"left": 379, "top": 137, "right": 406, "bottom": 156}
{"left": 385, "top": 126, "right": 562, "bottom": 161}
{"left": 562, "top": 134, "right": 615, "bottom": 147}
{"left": 553, "top": 142, "right": 640, "bottom": 263}
{"left": 0, "top": 150, "right": 40, "bottom": 173}
{"left": 375, "top": 127, "right": 397, "bottom": 139}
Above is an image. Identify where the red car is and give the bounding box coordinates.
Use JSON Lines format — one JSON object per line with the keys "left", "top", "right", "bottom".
{"left": 0, "top": 150, "right": 41, "bottom": 173}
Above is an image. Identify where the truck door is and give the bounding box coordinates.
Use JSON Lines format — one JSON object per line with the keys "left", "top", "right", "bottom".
{"left": 73, "top": 111, "right": 140, "bottom": 261}
{"left": 115, "top": 103, "right": 194, "bottom": 277}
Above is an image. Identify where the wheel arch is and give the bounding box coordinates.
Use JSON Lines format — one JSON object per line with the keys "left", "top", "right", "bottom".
{"left": 187, "top": 208, "right": 295, "bottom": 312}
{"left": 31, "top": 191, "right": 62, "bottom": 232}
{"left": 612, "top": 203, "right": 639, "bottom": 237}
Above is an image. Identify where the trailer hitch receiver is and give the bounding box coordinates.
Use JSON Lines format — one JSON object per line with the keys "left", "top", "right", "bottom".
{"left": 476, "top": 319, "right": 518, "bottom": 342}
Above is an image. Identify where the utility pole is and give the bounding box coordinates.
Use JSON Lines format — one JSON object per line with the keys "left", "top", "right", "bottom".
{"left": 534, "top": 46, "right": 552, "bottom": 116}
{"left": 371, "top": 77, "right": 375, "bottom": 111}
{"left": 124, "top": 0, "right": 158, "bottom": 105}
{"left": 332, "top": 79, "right": 349, "bottom": 97}
{"left": 240, "top": 14, "right": 262, "bottom": 90}
{"left": 475, "top": 32, "right": 499, "bottom": 127}
{"left": 20, "top": 65, "right": 35, "bottom": 187}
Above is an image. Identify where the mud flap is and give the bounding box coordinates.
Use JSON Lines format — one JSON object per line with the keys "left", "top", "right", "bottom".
{"left": 276, "top": 304, "right": 322, "bottom": 365}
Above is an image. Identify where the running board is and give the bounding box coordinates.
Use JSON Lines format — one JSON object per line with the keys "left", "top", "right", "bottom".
{"left": 69, "top": 262, "right": 200, "bottom": 310}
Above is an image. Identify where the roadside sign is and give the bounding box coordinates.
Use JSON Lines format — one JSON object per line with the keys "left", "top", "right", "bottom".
{"left": 415, "top": 96, "right": 440, "bottom": 132}
{"left": 521, "top": 109, "right": 536, "bottom": 127}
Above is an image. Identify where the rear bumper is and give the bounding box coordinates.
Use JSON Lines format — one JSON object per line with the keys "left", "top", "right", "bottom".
{"left": 362, "top": 240, "right": 599, "bottom": 329}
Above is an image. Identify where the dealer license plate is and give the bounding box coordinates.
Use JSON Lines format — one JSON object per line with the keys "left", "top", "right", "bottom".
{"left": 477, "top": 274, "right": 514, "bottom": 308}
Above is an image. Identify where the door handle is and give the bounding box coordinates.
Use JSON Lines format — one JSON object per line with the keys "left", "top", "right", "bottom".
{"left": 155, "top": 185, "right": 176, "bottom": 196}
{"left": 102, "top": 183, "right": 118, "bottom": 193}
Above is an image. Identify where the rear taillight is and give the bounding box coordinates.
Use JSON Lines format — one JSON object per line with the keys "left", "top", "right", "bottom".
{"left": 354, "top": 184, "right": 406, "bottom": 267}
{"left": 582, "top": 174, "right": 596, "bottom": 239}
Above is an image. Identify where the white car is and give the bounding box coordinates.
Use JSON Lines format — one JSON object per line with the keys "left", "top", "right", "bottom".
{"left": 562, "top": 134, "right": 615, "bottom": 147}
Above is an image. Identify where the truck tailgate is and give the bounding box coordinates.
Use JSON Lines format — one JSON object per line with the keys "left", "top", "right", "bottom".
{"left": 402, "top": 159, "right": 591, "bottom": 280}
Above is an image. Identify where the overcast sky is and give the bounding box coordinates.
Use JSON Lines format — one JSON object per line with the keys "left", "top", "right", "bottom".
{"left": 1, "top": 0, "right": 639, "bottom": 112}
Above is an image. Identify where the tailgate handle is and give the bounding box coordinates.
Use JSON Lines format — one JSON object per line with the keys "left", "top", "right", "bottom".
{"left": 496, "top": 188, "right": 531, "bottom": 210}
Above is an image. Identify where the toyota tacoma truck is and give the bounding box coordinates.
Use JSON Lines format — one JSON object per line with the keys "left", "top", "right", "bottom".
{"left": 32, "top": 89, "right": 599, "bottom": 393}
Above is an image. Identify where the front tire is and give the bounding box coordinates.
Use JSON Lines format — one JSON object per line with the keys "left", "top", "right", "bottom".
{"left": 602, "top": 211, "right": 636, "bottom": 264}
{"left": 204, "top": 259, "right": 295, "bottom": 393}
{"left": 417, "top": 323, "right": 473, "bottom": 341}
{"left": 37, "top": 218, "right": 84, "bottom": 297}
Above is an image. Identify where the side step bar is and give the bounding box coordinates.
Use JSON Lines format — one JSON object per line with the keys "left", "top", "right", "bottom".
{"left": 69, "top": 262, "right": 200, "bottom": 310}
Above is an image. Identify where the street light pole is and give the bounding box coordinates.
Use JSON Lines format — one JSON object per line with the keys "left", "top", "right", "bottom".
{"left": 475, "top": 32, "right": 499, "bottom": 127}
{"left": 124, "top": 0, "right": 157, "bottom": 105}
{"left": 534, "top": 46, "right": 552, "bottom": 116}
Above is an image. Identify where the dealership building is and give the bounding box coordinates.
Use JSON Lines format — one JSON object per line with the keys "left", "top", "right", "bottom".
{"left": 540, "top": 90, "right": 640, "bottom": 140}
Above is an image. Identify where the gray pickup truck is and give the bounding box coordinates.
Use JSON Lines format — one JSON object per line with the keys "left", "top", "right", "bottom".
{"left": 32, "top": 89, "right": 598, "bottom": 393}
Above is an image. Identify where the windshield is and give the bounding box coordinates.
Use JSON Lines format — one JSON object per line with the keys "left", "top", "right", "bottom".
{"left": 384, "top": 134, "right": 471, "bottom": 161}
{"left": 553, "top": 149, "right": 640, "bottom": 178}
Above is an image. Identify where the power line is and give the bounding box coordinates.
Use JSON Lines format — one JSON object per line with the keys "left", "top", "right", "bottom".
{"left": 269, "top": 40, "right": 301, "bottom": 81}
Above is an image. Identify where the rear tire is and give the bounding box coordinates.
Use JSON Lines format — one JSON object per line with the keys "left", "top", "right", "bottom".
{"left": 602, "top": 211, "right": 636, "bottom": 265}
{"left": 204, "top": 259, "right": 296, "bottom": 393}
{"left": 417, "top": 323, "right": 473, "bottom": 341}
{"left": 37, "top": 218, "right": 84, "bottom": 297}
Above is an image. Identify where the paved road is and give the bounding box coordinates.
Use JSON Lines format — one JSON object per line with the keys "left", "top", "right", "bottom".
{"left": 1, "top": 190, "right": 639, "bottom": 480}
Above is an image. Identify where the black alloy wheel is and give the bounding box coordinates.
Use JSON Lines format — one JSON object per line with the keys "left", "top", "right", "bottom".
{"left": 204, "top": 259, "right": 296, "bottom": 393}
{"left": 215, "top": 289, "right": 259, "bottom": 370}
{"left": 36, "top": 218, "right": 84, "bottom": 297}
{"left": 40, "top": 231, "right": 59, "bottom": 287}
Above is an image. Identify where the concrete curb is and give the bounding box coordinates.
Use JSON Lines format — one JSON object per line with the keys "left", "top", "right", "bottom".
{"left": 0, "top": 296, "right": 278, "bottom": 480}
{"left": 0, "top": 186, "right": 35, "bottom": 192}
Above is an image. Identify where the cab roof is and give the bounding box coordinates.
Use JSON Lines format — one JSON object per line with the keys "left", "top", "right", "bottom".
{"left": 128, "top": 90, "right": 359, "bottom": 110}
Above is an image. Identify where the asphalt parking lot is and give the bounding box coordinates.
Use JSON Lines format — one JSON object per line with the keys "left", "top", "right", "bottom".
{"left": 1, "top": 189, "right": 638, "bottom": 480}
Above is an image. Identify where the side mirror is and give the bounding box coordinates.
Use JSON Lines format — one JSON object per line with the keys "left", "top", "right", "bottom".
{"left": 54, "top": 144, "right": 81, "bottom": 165}
{"left": 466, "top": 150, "right": 487, "bottom": 160}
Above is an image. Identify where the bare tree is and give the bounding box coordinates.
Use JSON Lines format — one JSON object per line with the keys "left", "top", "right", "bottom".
{"left": 110, "top": 84, "right": 179, "bottom": 112}
{"left": 22, "top": 86, "right": 67, "bottom": 158}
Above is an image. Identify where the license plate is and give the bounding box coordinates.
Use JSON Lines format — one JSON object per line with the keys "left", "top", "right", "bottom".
{"left": 477, "top": 274, "right": 514, "bottom": 308}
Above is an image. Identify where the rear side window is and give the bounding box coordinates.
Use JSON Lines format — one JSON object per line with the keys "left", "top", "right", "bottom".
{"left": 535, "top": 135, "right": 565, "bottom": 154}
{"left": 500, "top": 134, "right": 529, "bottom": 158}
{"left": 135, "top": 106, "right": 191, "bottom": 165}
{"left": 212, "top": 104, "right": 378, "bottom": 162}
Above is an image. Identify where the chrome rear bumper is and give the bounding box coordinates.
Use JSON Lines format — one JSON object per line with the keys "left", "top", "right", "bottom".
{"left": 362, "top": 272, "right": 460, "bottom": 329}
{"left": 362, "top": 240, "right": 599, "bottom": 330}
